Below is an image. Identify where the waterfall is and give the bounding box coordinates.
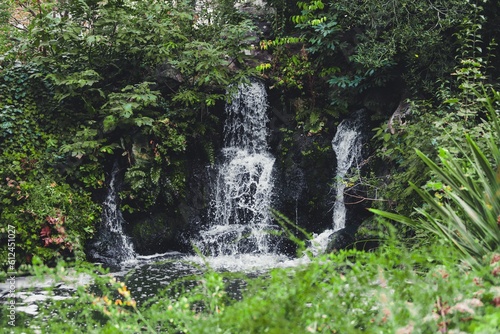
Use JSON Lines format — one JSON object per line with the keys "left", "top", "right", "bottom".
{"left": 196, "top": 80, "right": 278, "bottom": 256}
{"left": 90, "top": 162, "right": 136, "bottom": 265}
{"left": 331, "top": 112, "right": 364, "bottom": 232}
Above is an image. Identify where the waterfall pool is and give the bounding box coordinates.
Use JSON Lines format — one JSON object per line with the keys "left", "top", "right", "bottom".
{"left": 2, "top": 224, "right": 335, "bottom": 316}
{"left": 2, "top": 251, "right": 313, "bottom": 317}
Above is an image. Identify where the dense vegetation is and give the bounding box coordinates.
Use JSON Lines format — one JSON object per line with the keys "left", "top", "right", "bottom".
{"left": 1, "top": 0, "right": 499, "bottom": 332}
{"left": 1, "top": 242, "right": 499, "bottom": 333}
{"left": 1, "top": 0, "right": 259, "bottom": 265}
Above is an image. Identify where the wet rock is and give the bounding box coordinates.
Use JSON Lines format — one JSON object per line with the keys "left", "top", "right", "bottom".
{"left": 324, "top": 229, "right": 355, "bottom": 253}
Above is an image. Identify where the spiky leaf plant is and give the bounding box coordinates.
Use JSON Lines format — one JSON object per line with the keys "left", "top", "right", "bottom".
{"left": 371, "top": 90, "right": 500, "bottom": 265}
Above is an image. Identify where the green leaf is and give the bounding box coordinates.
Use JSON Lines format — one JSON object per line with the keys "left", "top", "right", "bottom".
{"left": 103, "top": 115, "right": 116, "bottom": 132}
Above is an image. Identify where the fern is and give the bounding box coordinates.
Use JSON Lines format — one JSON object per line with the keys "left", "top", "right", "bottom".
{"left": 125, "top": 168, "right": 147, "bottom": 191}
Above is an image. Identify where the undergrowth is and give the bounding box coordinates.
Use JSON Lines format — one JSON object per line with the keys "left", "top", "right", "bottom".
{"left": 2, "top": 241, "right": 500, "bottom": 333}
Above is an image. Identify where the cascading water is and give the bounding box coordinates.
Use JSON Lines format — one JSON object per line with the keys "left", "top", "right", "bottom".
{"left": 331, "top": 112, "right": 364, "bottom": 232}
{"left": 196, "top": 79, "right": 278, "bottom": 256}
{"left": 89, "top": 162, "right": 136, "bottom": 265}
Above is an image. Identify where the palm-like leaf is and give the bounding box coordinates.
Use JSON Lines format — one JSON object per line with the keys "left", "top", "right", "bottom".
{"left": 371, "top": 94, "right": 500, "bottom": 265}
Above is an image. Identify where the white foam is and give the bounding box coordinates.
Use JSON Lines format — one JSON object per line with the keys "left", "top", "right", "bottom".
{"left": 185, "top": 253, "right": 293, "bottom": 273}
{"left": 332, "top": 113, "right": 363, "bottom": 231}
{"left": 136, "top": 251, "right": 182, "bottom": 260}
{"left": 308, "top": 229, "right": 334, "bottom": 256}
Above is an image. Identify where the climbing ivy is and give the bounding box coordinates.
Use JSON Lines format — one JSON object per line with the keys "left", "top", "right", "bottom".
{"left": 0, "top": 61, "right": 100, "bottom": 267}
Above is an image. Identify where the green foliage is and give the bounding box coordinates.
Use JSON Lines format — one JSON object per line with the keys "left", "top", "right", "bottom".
{"left": 169, "top": 17, "right": 257, "bottom": 106}
{"left": 267, "top": 0, "right": 472, "bottom": 98}
{"left": 371, "top": 91, "right": 500, "bottom": 265}
{"left": 12, "top": 0, "right": 257, "bottom": 203}
{"left": 257, "top": 0, "right": 480, "bottom": 149}
{"left": 0, "top": 0, "right": 26, "bottom": 56}
{"left": 102, "top": 82, "right": 159, "bottom": 132}
{"left": 213, "top": 246, "right": 499, "bottom": 333}
{"left": 259, "top": 42, "right": 316, "bottom": 95}
{"left": 371, "top": 103, "right": 441, "bottom": 214}
{"left": 5, "top": 243, "right": 500, "bottom": 333}
{"left": 0, "top": 0, "right": 264, "bottom": 265}
{"left": 325, "top": 0, "right": 470, "bottom": 92}
{"left": 0, "top": 59, "right": 100, "bottom": 266}
{"left": 371, "top": 4, "right": 499, "bottom": 217}
{"left": 0, "top": 178, "right": 99, "bottom": 266}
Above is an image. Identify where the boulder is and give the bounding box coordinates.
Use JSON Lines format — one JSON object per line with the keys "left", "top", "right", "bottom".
{"left": 324, "top": 228, "right": 355, "bottom": 253}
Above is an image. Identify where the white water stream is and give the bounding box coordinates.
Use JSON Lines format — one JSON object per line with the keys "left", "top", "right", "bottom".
{"left": 331, "top": 113, "right": 364, "bottom": 232}
{"left": 195, "top": 80, "right": 278, "bottom": 256}
{"left": 90, "top": 162, "right": 136, "bottom": 264}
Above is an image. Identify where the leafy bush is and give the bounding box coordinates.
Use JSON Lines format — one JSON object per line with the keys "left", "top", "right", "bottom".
{"left": 1, "top": 178, "right": 100, "bottom": 266}
{"left": 213, "top": 247, "right": 500, "bottom": 333}
{"left": 371, "top": 12, "right": 498, "bottom": 218}
{"left": 0, "top": 61, "right": 100, "bottom": 267}
{"left": 371, "top": 90, "right": 500, "bottom": 265}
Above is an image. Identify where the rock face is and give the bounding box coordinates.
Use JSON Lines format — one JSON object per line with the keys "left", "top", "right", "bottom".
{"left": 125, "top": 152, "right": 212, "bottom": 254}
{"left": 127, "top": 212, "right": 179, "bottom": 255}
{"left": 273, "top": 129, "right": 336, "bottom": 235}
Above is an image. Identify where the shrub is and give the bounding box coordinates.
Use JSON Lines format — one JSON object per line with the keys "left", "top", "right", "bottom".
{"left": 0, "top": 178, "right": 100, "bottom": 267}
{"left": 4, "top": 243, "right": 500, "bottom": 333}
{"left": 371, "top": 89, "right": 500, "bottom": 265}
